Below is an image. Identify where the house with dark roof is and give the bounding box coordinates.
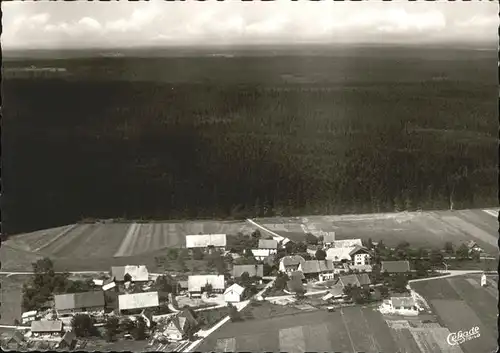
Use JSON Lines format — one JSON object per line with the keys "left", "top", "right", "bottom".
{"left": 381, "top": 261, "right": 411, "bottom": 274}
{"left": 3, "top": 331, "right": 26, "bottom": 350}
{"left": 54, "top": 291, "right": 105, "bottom": 316}
{"left": 258, "top": 239, "right": 278, "bottom": 251}
{"left": 338, "top": 273, "right": 371, "bottom": 288}
{"left": 301, "top": 260, "right": 335, "bottom": 281}
{"left": 163, "top": 309, "right": 198, "bottom": 341}
{"left": 232, "top": 264, "right": 264, "bottom": 279}
{"left": 279, "top": 255, "right": 306, "bottom": 275}
{"left": 56, "top": 331, "right": 76, "bottom": 350}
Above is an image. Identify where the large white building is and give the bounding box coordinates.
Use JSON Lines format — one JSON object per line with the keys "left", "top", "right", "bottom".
{"left": 186, "top": 234, "right": 227, "bottom": 252}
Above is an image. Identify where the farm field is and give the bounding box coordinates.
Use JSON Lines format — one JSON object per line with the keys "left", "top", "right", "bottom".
{"left": 198, "top": 306, "right": 400, "bottom": 353}
{"left": 411, "top": 274, "right": 498, "bottom": 353}
{"left": 0, "top": 276, "right": 26, "bottom": 325}
{"left": 2, "top": 208, "right": 498, "bottom": 272}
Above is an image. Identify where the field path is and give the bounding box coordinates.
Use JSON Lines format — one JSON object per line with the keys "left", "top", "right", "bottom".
{"left": 32, "top": 224, "right": 79, "bottom": 252}
{"left": 114, "top": 223, "right": 139, "bottom": 257}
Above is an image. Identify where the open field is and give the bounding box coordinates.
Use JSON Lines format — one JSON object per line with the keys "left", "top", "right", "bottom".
{"left": 411, "top": 274, "right": 498, "bottom": 353}
{"left": 2, "top": 209, "right": 498, "bottom": 272}
{"left": 198, "top": 306, "right": 400, "bottom": 353}
{"left": 0, "top": 276, "right": 26, "bottom": 325}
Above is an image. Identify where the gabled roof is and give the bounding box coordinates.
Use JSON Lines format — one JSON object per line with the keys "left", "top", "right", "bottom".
{"left": 31, "top": 320, "right": 63, "bottom": 333}
{"left": 251, "top": 249, "right": 273, "bottom": 258}
{"left": 281, "top": 255, "right": 305, "bottom": 267}
{"left": 232, "top": 264, "right": 264, "bottom": 278}
{"left": 326, "top": 248, "right": 352, "bottom": 262}
{"left": 7, "top": 331, "right": 25, "bottom": 344}
{"left": 111, "top": 265, "right": 149, "bottom": 281}
{"left": 55, "top": 291, "right": 105, "bottom": 311}
{"left": 187, "top": 275, "right": 225, "bottom": 292}
{"left": 391, "top": 297, "right": 415, "bottom": 308}
{"left": 224, "top": 283, "right": 245, "bottom": 296}
{"left": 339, "top": 273, "right": 371, "bottom": 287}
{"left": 381, "top": 261, "right": 411, "bottom": 273}
{"left": 331, "top": 239, "right": 363, "bottom": 248}
{"left": 186, "top": 234, "right": 227, "bottom": 248}
{"left": 258, "top": 239, "right": 278, "bottom": 249}
{"left": 302, "top": 260, "right": 334, "bottom": 274}
{"left": 59, "top": 331, "right": 76, "bottom": 345}
{"left": 348, "top": 245, "right": 370, "bottom": 256}
{"left": 118, "top": 292, "right": 159, "bottom": 311}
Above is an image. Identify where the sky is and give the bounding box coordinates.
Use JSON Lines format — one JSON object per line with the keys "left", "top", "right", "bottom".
{"left": 2, "top": 0, "right": 498, "bottom": 50}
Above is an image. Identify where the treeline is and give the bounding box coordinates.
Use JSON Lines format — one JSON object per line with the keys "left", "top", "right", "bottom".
{"left": 3, "top": 79, "right": 497, "bottom": 234}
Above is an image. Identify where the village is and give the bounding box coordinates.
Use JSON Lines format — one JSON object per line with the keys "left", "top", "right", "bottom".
{"left": 1, "top": 227, "right": 491, "bottom": 352}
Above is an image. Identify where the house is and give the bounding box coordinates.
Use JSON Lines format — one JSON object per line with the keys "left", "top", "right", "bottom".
{"left": 301, "top": 260, "right": 335, "bottom": 281}
{"left": 348, "top": 245, "right": 371, "bottom": 266}
{"left": 339, "top": 273, "right": 371, "bottom": 288}
{"left": 186, "top": 234, "right": 227, "bottom": 253}
{"left": 381, "top": 260, "right": 411, "bottom": 274}
{"left": 111, "top": 265, "right": 149, "bottom": 282}
{"left": 21, "top": 310, "right": 38, "bottom": 324}
{"left": 465, "top": 240, "right": 482, "bottom": 254}
{"left": 224, "top": 283, "right": 246, "bottom": 303}
{"left": 56, "top": 331, "right": 76, "bottom": 350}
{"left": 251, "top": 249, "right": 274, "bottom": 261}
{"left": 187, "top": 275, "right": 225, "bottom": 298}
{"left": 326, "top": 247, "right": 353, "bottom": 263}
{"left": 118, "top": 292, "right": 159, "bottom": 314}
{"left": 232, "top": 264, "right": 264, "bottom": 279}
{"left": 163, "top": 309, "right": 198, "bottom": 341}
{"left": 258, "top": 239, "right": 278, "bottom": 252}
{"left": 279, "top": 255, "right": 306, "bottom": 274}
{"left": 55, "top": 291, "right": 105, "bottom": 317}
{"left": 30, "top": 320, "right": 64, "bottom": 337}
{"left": 350, "top": 264, "right": 373, "bottom": 273}
{"left": 330, "top": 239, "right": 363, "bottom": 249}
{"left": 383, "top": 297, "right": 418, "bottom": 316}
{"left": 3, "top": 331, "right": 26, "bottom": 350}
{"left": 322, "top": 232, "right": 337, "bottom": 248}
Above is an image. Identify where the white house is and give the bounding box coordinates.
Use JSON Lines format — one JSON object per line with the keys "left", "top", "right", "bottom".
{"left": 278, "top": 255, "right": 306, "bottom": 275}
{"left": 224, "top": 283, "right": 246, "bottom": 303}
{"left": 111, "top": 265, "right": 149, "bottom": 282}
{"left": 118, "top": 292, "right": 159, "bottom": 313}
{"left": 326, "top": 245, "right": 371, "bottom": 266}
{"left": 379, "top": 297, "right": 418, "bottom": 316}
{"left": 187, "top": 275, "right": 225, "bottom": 298}
{"left": 251, "top": 249, "right": 273, "bottom": 261}
{"left": 186, "top": 234, "right": 227, "bottom": 253}
{"left": 21, "top": 310, "right": 38, "bottom": 325}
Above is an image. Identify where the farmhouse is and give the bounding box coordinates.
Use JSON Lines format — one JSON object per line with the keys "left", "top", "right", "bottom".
{"left": 30, "top": 320, "right": 64, "bottom": 337}
{"left": 3, "top": 331, "right": 26, "bottom": 350}
{"left": 339, "top": 273, "right": 371, "bottom": 288}
{"left": 187, "top": 275, "right": 225, "bottom": 298}
{"left": 279, "top": 255, "right": 306, "bottom": 274}
{"left": 56, "top": 331, "right": 76, "bottom": 350}
{"left": 111, "top": 265, "right": 149, "bottom": 282}
{"left": 251, "top": 249, "right": 274, "bottom": 261}
{"left": 380, "top": 297, "right": 418, "bottom": 316}
{"left": 465, "top": 240, "right": 483, "bottom": 254}
{"left": 326, "top": 246, "right": 371, "bottom": 266}
{"left": 54, "top": 291, "right": 105, "bottom": 317}
{"left": 186, "top": 234, "right": 227, "bottom": 253}
{"left": 322, "top": 232, "right": 336, "bottom": 248}
{"left": 381, "top": 260, "right": 411, "bottom": 274}
{"left": 224, "top": 283, "right": 246, "bottom": 303}
{"left": 232, "top": 264, "right": 264, "bottom": 279}
{"left": 301, "top": 260, "right": 335, "bottom": 281}
{"left": 118, "top": 292, "right": 159, "bottom": 314}
{"left": 163, "top": 309, "right": 198, "bottom": 341}
{"left": 258, "top": 239, "right": 278, "bottom": 252}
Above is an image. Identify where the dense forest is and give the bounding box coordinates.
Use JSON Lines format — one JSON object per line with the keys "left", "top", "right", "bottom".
{"left": 3, "top": 52, "right": 497, "bottom": 234}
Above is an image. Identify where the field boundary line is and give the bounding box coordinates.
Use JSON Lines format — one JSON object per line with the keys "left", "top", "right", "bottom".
{"left": 113, "top": 222, "right": 138, "bottom": 257}
{"left": 339, "top": 308, "right": 357, "bottom": 353}
{"left": 33, "top": 224, "right": 79, "bottom": 252}
{"left": 246, "top": 219, "right": 285, "bottom": 241}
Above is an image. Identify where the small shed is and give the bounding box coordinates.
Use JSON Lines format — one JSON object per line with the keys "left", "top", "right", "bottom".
{"left": 224, "top": 283, "right": 246, "bottom": 303}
